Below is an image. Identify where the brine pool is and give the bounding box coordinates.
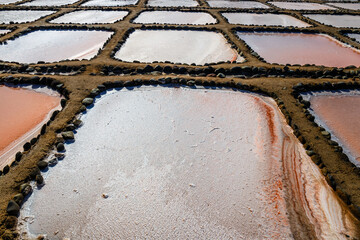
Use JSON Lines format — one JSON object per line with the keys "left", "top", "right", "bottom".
{"left": 18, "top": 86, "right": 359, "bottom": 240}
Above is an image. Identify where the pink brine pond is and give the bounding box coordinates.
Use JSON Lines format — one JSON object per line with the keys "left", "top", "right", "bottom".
{"left": 0, "top": 85, "right": 61, "bottom": 169}
{"left": 306, "top": 91, "right": 360, "bottom": 167}
{"left": 237, "top": 32, "right": 360, "bottom": 67}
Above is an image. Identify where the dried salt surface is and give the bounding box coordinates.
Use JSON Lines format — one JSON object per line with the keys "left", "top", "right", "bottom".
{"left": 0, "top": 30, "right": 113, "bottom": 64}
{"left": 327, "top": 3, "right": 360, "bottom": 10}
{"left": 207, "top": 0, "right": 269, "bottom": 9}
{"left": 0, "top": 0, "right": 20, "bottom": 4}
{"left": 237, "top": 32, "right": 360, "bottom": 67}
{"left": 0, "top": 29, "right": 11, "bottom": 35}
{"left": 21, "top": 0, "right": 79, "bottom": 6}
{"left": 115, "top": 30, "right": 243, "bottom": 64}
{"left": 303, "top": 91, "right": 360, "bottom": 167}
{"left": 304, "top": 14, "right": 360, "bottom": 28}
{"left": 133, "top": 11, "right": 217, "bottom": 25}
{"left": 0, "top": 10, "right": 55, "bottom": 24}
{"left": 0, "top": 85, "right": 61, "bottom": 170}
{"left": 81, "top": 0, "right": 138, "bottom": 7}
{"left": 347, "top": 33, "right": 360, "bottom": 43}
{"left": 18, "top": 86, "right": 359, "bottom": 240}
{"left": 147, "top": 0, "right": 198, "bottom": 7}
{"left": 50, "top": 10, "right": 129, "bottom": 24}
{"left": 222, "top": 12, "right": 311, "bottom": 27}
{"left": 269, "top": 1, "right": 336, "bottom": 10}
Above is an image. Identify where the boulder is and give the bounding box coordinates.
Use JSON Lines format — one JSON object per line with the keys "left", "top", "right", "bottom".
{"left": 37, "top": 161, "right": 48, "bottom": 170}
{"left": 6, "top": 200, "right": 20, "bottom": 216}
{"left": 61, "top": 131, "right": 74, "bottom": 140}
{"left": 56, "top": 142, "right": 65, "bottom": 152}
{"left": 82, "top": 98, "right": 94, "bottom": 106}
{"left": 13, "top": 193, "right": 23, "bottom": 205}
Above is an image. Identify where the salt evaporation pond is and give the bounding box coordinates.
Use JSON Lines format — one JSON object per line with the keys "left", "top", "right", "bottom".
{"left": 304, "top": 91, "right": 360, "bottom": 167}
{"left": 304, "top": 14, "right": 360, "bottom": 28}
{"left": 222, "top": 13, "right": 311, "bottom": 27}
{"left": 147, "top": 0, "right": 198, "bottom": 7}
{"left": 327, "top": 3, "right": 360, "bottom": 10}
{"left": 21, "top": 0, "right": 79, "bottom": 6}
{"left": 0, "top": 10, "right": 55, "bottom": 24}
{"left": 237, "top": 32, "right": 360, "bottom": 67}
{"left": 269, "top": 2, "right": 336, "bottom": 10}
{"left": 133, "top": 11, "right": 217, "bottom": 25}
{"left": 18, "top": 86, "right": 359, "bottom": 239}
{"left": 0, "top": 85, "right": 61, "bottom": 170}
{"left": 115, "top": 30, "right": 243, "bottom": 65}
{"left": 0, "top": 29, "right": 11, "bottom": 35}
{"left": 0, "top": 29, "right": 113, "bottom": 64}
{"left": 206, "top": 0, "right": 269, "bottom": 9}
{"left": 347, "top": 33, "right": 360, "bottom": 43}
{"left": 81, "top": 0, "right": 138, "bottom": 6}
{"left": 0, "top": 0, "right": 20, "bottom": 4}
{"left": 50, "top": 10, "right": 129, "bottom": 24}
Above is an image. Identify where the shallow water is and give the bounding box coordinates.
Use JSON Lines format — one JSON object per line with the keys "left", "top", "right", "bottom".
{"left": 327, "top": 3, "right": 360, "bottom": 10}
{"left": 0, "top": 30, "right": 113, "bottom": 64}
{"left": 18, "top": 86, "right": 359, "bottom": 239}
{"left": 0, "top": 10, "right": 55, "bottom": 24}
{"left": 50, "top": 10, "right": 128, "bottom": 24}
{"left": 147, "top": 0, "right": 198, "bottom": 7}
{"left": 237, "top": 32, "right": 360, "bottom": 67}
{"left": 21, "top": 0, "right": 79, "bottom": 6}
{"left": 81, "top": 0, "right": 138, "bottom": 6}
{"left": 115, "top": 30, "right": 243, "bottom": 65}
{"left": 0, "top": 29, "right": 10, "bottom": 35}
{"left": 305, "top": 91, "right": 360, "bottom": 167}
{"left": 222, "top": 13, "right": 310, "bottom": 27}
{"left": 304, "top": 14, "right": 360, "bottom": 28}
{"left": 269, "top": 1, "right": 336, "bottom": 10}
{"left": 0, "top": 85, "right": 61, "bottom": 170}
{"left": 134, "top": 11, "right": 217, "bottom": 25}
{"left": 207, "top": 0, "right": 269, "bottom": 9}
{"left": 347, "top": 33, "right": 360, "bottom": 43}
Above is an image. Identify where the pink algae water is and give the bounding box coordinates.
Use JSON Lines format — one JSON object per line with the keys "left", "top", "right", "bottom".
{"left": 310, "top": 93, "right": 360, "bottom": 165}
{"left": 237, "top": 32, "right": 360, "bottom": 67}
{"left": 0, "top": 86, "right": 61, "bottom": 169}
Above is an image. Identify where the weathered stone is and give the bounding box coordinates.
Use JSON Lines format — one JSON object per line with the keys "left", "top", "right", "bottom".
{"left": 61, "top": 131, "right": 74, "bottom": 140}
{"left": 20, "top": 184, "right": 32, "bottom": 196}
{"left": 15, "top": 152, "right": 22, "bottom": 162}
{"left": 6, "top": 200, "right": 20, "bottom": 216}
{"left": 37, "top": 161, "right": 48, "bottom": 170}
{"left": 3, "top": 165, "right": 10, "bottom": 175}
{"left": 13, "top": 193, "right": 23, "bottom": 205}
{"left": 56, "top": 142, "right": 65, "bottom": 152}
{"left": 82, "top": 98, "right": 94, "bottom": 106}
{"left": 23, "top": 142, "right": 31, "bottom": 151}
{"left": 36, "top": 174, "right": 44, "bottom": 185}
{"left": 321, "top": 131, "right": 331, "bottom": 138}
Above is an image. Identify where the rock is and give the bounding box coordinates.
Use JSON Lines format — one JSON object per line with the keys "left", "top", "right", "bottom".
{"left": 36, "top": 174, "right": 44, "bottom": 185}
{"left": 15, "top": 152, "right": 22, "bottom": 162}
{"left": 56, "top": 142, "right": 65, "bottom": 152}
{"left": 48, "top": 157, "right": 58, "bottom": 167}
{"left": 1, "top": 229, "right": 15, "bottom": 240}
{"left": 80, "top": 105, "right": 87, "bottom": 112}
{"left": 6, "top": 200, "right": 20, "bottom": 216}
{"left": 73, "top": 119, "right": 82, "bottom": 127}
{"left": 13, "top": 193, "right": 24, "bottom": 205}
{"left": 89, "top": 88, "right": 100, "bottom": 97}
{"left": 82, "top": 98, "right": 94, "bottom": 106}
{"left": 306, "top": 150, "right": 315, "bottom": 156}
{"left": 23, "top": 142, "right": 31, "bottom": 151}
{"left": 3, "top": 165, "right": 10, "bottom": 175}
{"left": 20, "top": 183, "right": 32, "bottom": 196}
{"left": 321, "top": 131, "right": 331, "bottom": 138}
{"left": 61, "top": 131, "right": 74, "bottom": 140}
{"left": 217, "top": 73, "right": 225, "bottom": 78}
{"left": 60, "top": 99, "right": 67, "bottom": 108}
{"left": 37, "top": 161, "right": 48, "bottom": 170}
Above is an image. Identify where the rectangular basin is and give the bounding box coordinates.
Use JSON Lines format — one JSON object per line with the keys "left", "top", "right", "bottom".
{"left": 50, "top": 10, "right": 129, "bottom": 24}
